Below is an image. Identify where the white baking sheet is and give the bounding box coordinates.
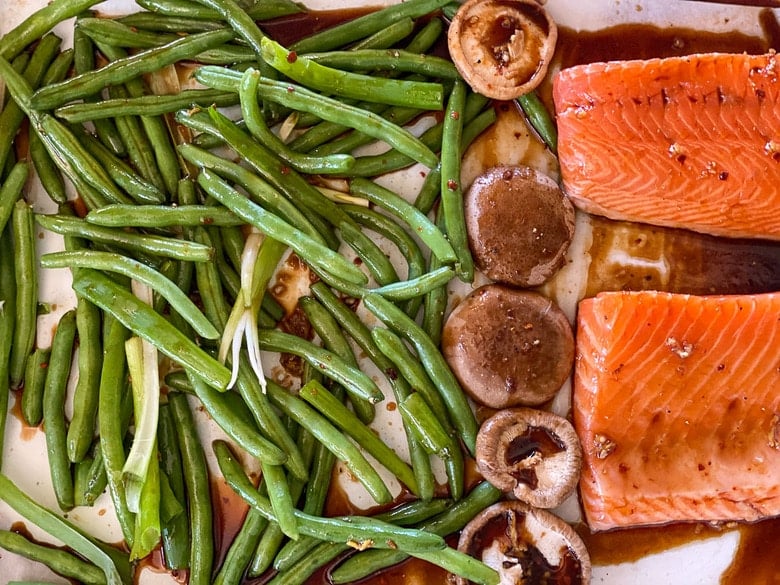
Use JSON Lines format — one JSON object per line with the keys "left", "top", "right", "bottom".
{"left": 0, "top": 0, "right": 774, "bottom": 583}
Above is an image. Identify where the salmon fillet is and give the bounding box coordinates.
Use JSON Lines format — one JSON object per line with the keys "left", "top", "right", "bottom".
{"left": 553, "top": 53, "right": 780, "bottom": 241}
{"left": 573, "top": 290, "right": 780, "bottom": 531}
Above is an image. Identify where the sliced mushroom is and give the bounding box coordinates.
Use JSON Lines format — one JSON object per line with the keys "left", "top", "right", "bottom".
{"left": 455, "top": 501, "right": 591, "bottom": 585}
{"left": 466, "top": 165, "right": 575, "bottom": 287}
{"left": 447, "top": 0, "right": 558, "bottom": 100}
{"left": 442, "top": 284, "right": 574, "bottom": 408}
{"left": 476, "top": 408, "right": 582, "bottom": 508}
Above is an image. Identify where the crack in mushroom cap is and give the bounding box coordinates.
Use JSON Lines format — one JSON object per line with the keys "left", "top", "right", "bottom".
{"left": 447, "top": 0, "right": 558, "bottom": 100}
{"left": 476, "top": 408, "right": 583, "bottom": 508}
{"left": 456, "top": 500, "right": 591, "bottom": 585}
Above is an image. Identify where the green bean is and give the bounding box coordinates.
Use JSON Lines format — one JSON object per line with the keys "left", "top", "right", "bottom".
{"left": 72, "top": 269, "right": 232, "bottom": 391}
{"left": 214, "top": 507, "right": 267, "bottom": 585}
{"left": 349, "top": 17, "right": 415, "bottom": 50}
{"left": 342, "top": 204, "right": 425, "bottom": 317}
{"left": 29, "top": 49, "right": 74, "bottom": 204}
{"left": 0, "top": 530, "right": 107, "bottom": 585}
{"left": 285, "top": 100, "right": 388, "bottom": 154}
{"left": 169, "top": 393, "right": 214, "bottom": 585}
{"left": 234, "top": 360, "right": 308, "bottom": 480}
{"left": 248, "top": 515, "right": 286, "bottom": 577}
{"left": 308, "top": 282, "right": 435, "bottom": 500}
{"left": 0, "top": 33, "right": 61, "bottom": 186}
{"left": 97, "top": 316, "right": 135, "bottom": 546}
{"left": 30, "top": 29, "right": 235, "bottom": 110}
{"left": 0, "top": 0, "right": 95, "bottom": 60}
{"left": 262, "top": 461, "right": 299, "bottom": 539}
{"left": 273, "top": 497, "right": 451, "bottom": 573}
{"left": 138, "top": 0, "right": 303, "bottom": 20}
{"left": 36, "top": 214, "right": 214, "bottom": 262}
{"left": 57, "top": 88, "right": 238, "bottom": 124}
{"left": 9, "top": 201, "right": 37, "bottom": 389}
{"left": 21, "top": 347, "right": 49, "bottom": 427}
{"left": 0, "top": 228, "right": 13, "bottom": 469}
{"left": 73, "top": 19, "right": 126, "bottom": 157}
{"left": 74, "top": 130, "right": 166, "bottom": 205}
{"left": 370, "top": 327, "right": 449, "bottom": 419}
{"left": 298, "top": 295, "right": 374, "bottom": 424}
{"left": 422, "top": 207, "right": 449, "bottom": 346}
{"left": 42, "top": 310, "right": 77, "bottom": 511}
{"left": 0, "top": 162, "right": 28, "bottom": 237}
{"left": 370, "top": 324, "right": 465, "bottom": 500}
{"left": 461, "top": 106, "right": 497, "bottom": 155}
{"left": 517, "top": 90, "right": 558, "bottom": 152}
{"left": 268, "top": 540, "right": 345, "bottom": 585}
{"left": 240, "top": 69, "right": 356, "bottom": 174}
{"left": 299, "top": 379, "right": 419, "bottom": 495}
{"left": 218, "top": 224, "right": 245, "bottom": 272}
{"left": 0, "top": 473, "right": 126, "bottom": 585}
{"left": 366, "top": 266, "right": 454, "bottom": 301}
{"left": 398, "top": 392, "right": 455, "bottom": 459}
{"left": 104, "top": 84, "right": 166, "bottom": 195}
{"left": 349, "top": 177, "right": 456, "bottom": 264}
{"left": 259, "top": 330, "right": 383, "bottom": 404}
{"left": 195, "top": 66, "right": 439, "bottom": 168}
{"left": 262, "top": 38, "right": 444, "bottom": 110}
{"left": 29, "top": 132, "right": 66, "bottom": 204}
{"left": 87, "top": 204, "right": 240, "bottom": 228}
{"left": 177, "top": 143, "right": 327, "bottom": 246}
{"left": 184, "top": 371, "right": 287, "bottom": 464}
{"left": 196, "top": 168, "right": 368, "bottom": 286}
{"left": 117, "top": 12, "right": 226, "bottom": 32}
{"left": 66, "top": 298, "right": 103, "bottom": 463}
{"left": 440, "top": 79, "right": 473, "bottom": 282}
{"left": 341, "top": 220, "right": 403, "bottom": 288}
{"left": 96, "top": 42, "right": 181, "bottom": 198}
{"left": 0, "top": 56, "right": 132, "bottom": 207}
{"left": 215, "top": 438, "right": 446, "bottom": 551}
{"left": 265, "top": 381, "right": 391, "bottom": 504}
{"left": 78, "top": 17, "right": 180, "bottom": 48}
{"left": 183, "top": 0, "right": 267, "bottom": 59}
{"left": 290, "top": 0, "right": 451, "bottom": 53}
{"left": 78, "top": 442, "right": 109, "bottom": 507}
{"left": 177, "top": 110, "right": 355, "bottom": 251}
{"left": 307, "top": 49, "right": 458, "bottom": 79}
{"left": 362, "top": 293, "right": 478, "bottom": 455}
{"left": 42, "top": 251, "right": 221, "bottom": 340}
{"left": 330, "top": 481, "right": 502, "bottom": 584}
{"left": 157, "top": 404, "right": 191, "bottom": 569}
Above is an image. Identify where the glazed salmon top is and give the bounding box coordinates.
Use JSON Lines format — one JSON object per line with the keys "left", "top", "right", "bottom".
{"left": 554, "top": 52, "right": 780, "bottom": 241}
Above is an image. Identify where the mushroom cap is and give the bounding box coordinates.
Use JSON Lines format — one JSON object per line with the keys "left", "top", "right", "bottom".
{"left": 442, "top": 284, "right": 575, "bottom": 408}
{"left": 465, "top": 165, "right": 575, "bottom": 287}
{"left": 476, "top": 408, "right": 582, "bottom": 508}
{"left": 455, "top": 500, "right": 591, "bottom": 585}
{"left": 447, "top": 0, "right": 558, "bottom": 100}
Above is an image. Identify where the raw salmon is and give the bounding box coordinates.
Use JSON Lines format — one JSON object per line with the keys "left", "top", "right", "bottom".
{"left": 573, "top": 290, "right": 780, "bottom": 531}
{"left": 553, "top": 52, "right": 780, "bottom": 241}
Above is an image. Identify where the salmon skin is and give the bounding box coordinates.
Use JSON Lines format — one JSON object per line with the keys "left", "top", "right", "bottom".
{"left": 553, "top": 52, "right": 780, "bottom": 241}
{"left": 573, "top": 290, "right": 780, "bottom": 531}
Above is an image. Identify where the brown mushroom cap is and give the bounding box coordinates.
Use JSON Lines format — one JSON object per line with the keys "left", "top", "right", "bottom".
{"left": 465, "top": 165, "right": 575, "bottom": 287}
{"left": 441, "top": 284, "right": 574, "bottom": 408}
{"left": 476, "top": 408, "right": 582, "bottom": 508}
{"left": 455, "top": 501, "right": 591, "bottom": 585}
{"left": 447, "top": 0, "right": 558, "bottom": 100}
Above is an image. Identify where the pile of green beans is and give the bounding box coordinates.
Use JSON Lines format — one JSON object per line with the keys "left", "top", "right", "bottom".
{"left": 0, "top": 0, "right": 561, "bottom": 582}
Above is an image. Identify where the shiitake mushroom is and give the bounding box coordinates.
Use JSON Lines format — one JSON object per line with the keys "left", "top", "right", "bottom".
{"left": 441, "top": 284, "right": 575, "bottom": 409}
{"left": 476, "top": 408, "right": 582, "bottom": 508}
{"left": 465, "top": 165, "right": 575, "bottom": 288}
{"left": 456, "top": 501, "right": 591, "bottom": 585}
{"left": 447, "top": 0, "right": 558, "bottom": 100}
